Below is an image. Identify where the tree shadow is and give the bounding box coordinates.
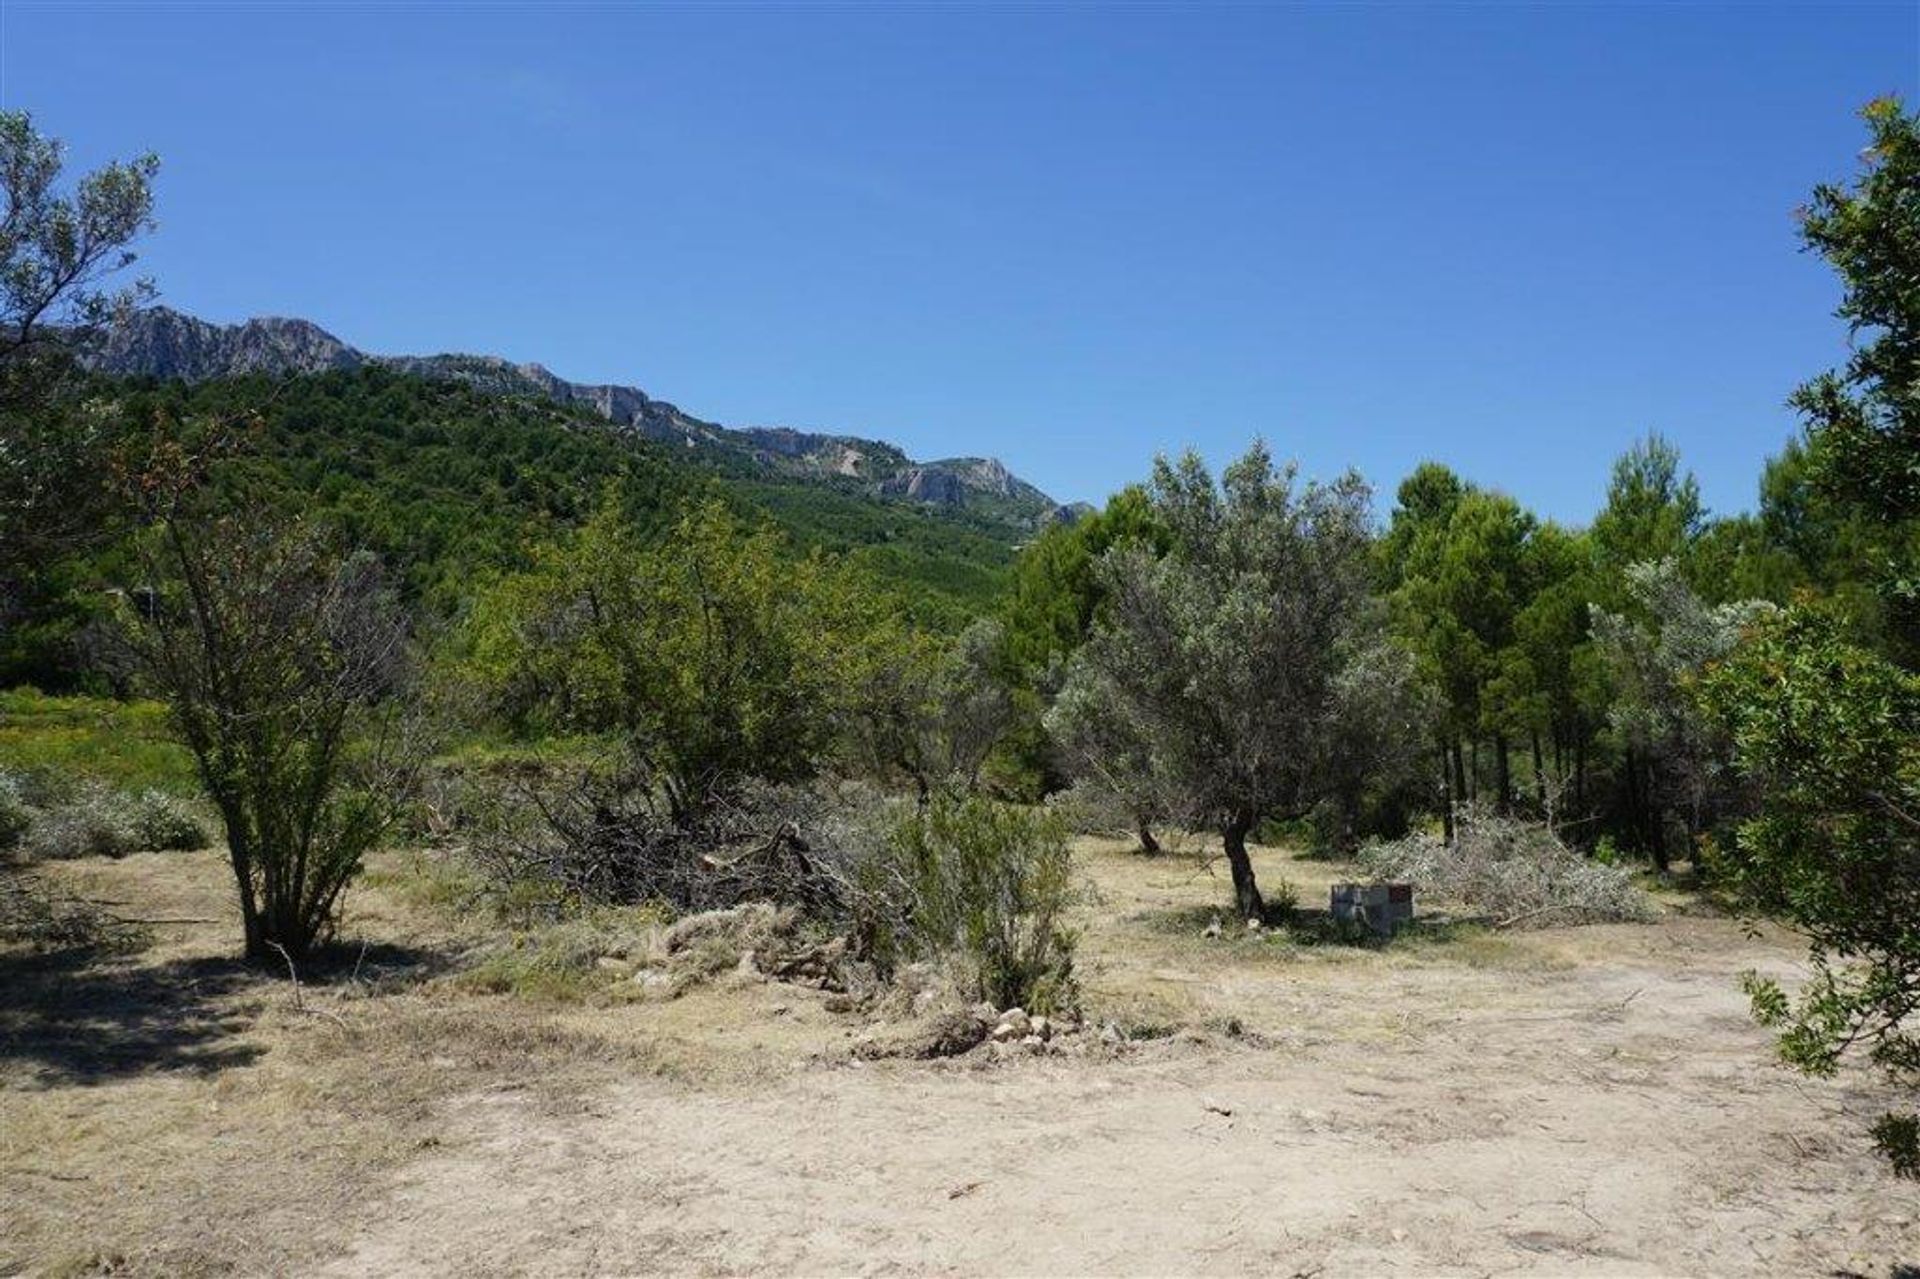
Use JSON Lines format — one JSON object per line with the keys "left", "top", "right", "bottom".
{"left": 0, "top": 936, "right": 456, "bottom": 1084}
{"left": 0, "top": 948, "right": 266, "bottom": 1082}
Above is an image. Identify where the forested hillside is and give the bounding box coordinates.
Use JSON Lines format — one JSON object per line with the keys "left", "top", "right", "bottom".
{"left": 2, "top": 366, "right": 1026, "bottom": 686}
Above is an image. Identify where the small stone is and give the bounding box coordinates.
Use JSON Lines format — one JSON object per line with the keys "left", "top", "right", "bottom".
{"left": 997, "top": 1007, "right": 1032, "bottom": 1037}
{"left": 1245, "top": 917, "right": 1263, "bottom": 933}
{"left": 1021, "top": 1034, "right": 1043, "bottom": 1048}
{"left": 1030, "top": 1015, "right": 1052, "bottom": 1041}
{"left": 1390, "top": 1228, "right": 1407, "bottom": 1244}
{"left": 1202, "top": 919, "right": 1223, "bottom": 940}
{"left": 1099, "top": 1022, "right": 1124, "bottom": 1046}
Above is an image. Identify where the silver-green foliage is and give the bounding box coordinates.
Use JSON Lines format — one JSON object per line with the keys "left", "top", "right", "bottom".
{"left": 1055, "top": 441, "right": 1412, "bottom": 917}
{"left": 872, "top": 792, "right": 1078, "bottom": 1014}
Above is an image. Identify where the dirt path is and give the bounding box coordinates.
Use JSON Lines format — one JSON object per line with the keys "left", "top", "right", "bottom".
{"left": 321, "top": 914, "right": 1917, "bottom": 1276}
{"left": 8, "top": 842, "right": 1914, "bottom": 1276}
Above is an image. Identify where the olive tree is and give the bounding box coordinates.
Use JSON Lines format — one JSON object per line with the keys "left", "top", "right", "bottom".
{"left": 1061, "top": 442, "right": 1401, "bottom": 918}
{"left": 1591, "top": 559, "right": 1773, "bottom": 867}
{"left": 1046, "top": 658, "right": 1167, "bottom": 852}
{"left": 1, "top": 109, "right": 157, "bottom": 586}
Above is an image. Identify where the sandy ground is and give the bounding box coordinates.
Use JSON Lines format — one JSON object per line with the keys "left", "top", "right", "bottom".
{"left": 4, "top": 838, "right": 1916, "bottom": 1277}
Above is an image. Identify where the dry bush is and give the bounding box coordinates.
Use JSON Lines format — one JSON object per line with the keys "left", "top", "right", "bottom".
{"left": 465, "top": 763, "right": 887, "bottom": 922}
{"left": 1358, "top": 804, "right": 1652, "bottom": 927}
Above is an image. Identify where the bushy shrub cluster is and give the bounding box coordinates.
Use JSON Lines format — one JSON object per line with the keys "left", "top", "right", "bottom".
{"left": 1358, "top": 805, "right": 1651, "bottom": 927}
{"left": 869, "top": 792, "right": 1079, "bottom": 1014}
{"left": 0, "top": 772, "right": 30, "bottom": 851}
{"left": 0, "top": 771, "right": 209, "bottom": 861}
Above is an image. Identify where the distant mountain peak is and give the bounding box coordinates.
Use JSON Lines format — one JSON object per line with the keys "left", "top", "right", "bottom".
{"left": 83, "top": 308, "right": 1062, "bottom": 526}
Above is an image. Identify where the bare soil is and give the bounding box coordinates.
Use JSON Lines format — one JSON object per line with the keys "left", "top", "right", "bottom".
{"left": 3, "top": 838, "right": 1915, "bottom": 1277}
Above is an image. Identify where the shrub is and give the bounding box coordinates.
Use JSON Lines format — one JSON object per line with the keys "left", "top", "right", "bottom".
{"left": 0, "top": 771, "right": 29, "bottom": 851}
{"left": 126, "top": 789, "right": 208, "bottom": 851}
{"left": 1358, "top": 804, "right": 1651, "bottom": 927}
{"left": 884, "top": 792, "right": 1078, "bottom": 1014}
{"left": 22, "top": 785, "right": 137, "bottom": 859}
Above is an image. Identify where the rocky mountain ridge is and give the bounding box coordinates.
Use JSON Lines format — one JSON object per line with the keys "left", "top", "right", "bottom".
{"left": 85, "top": 308, "right": 1077, "bottom": 527}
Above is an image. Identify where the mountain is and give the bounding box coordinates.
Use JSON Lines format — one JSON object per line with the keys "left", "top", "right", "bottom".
{"left": 85, "top": 307, "right": 1064, "bottom": 528}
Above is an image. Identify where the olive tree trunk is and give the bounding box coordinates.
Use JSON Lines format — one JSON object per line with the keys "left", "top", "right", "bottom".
{"left": 1222, "top": 816, "right": 1265, "bottom": 921}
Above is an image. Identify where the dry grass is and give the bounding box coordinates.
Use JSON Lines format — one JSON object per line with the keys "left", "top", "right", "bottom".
{"left": 0, "top": 846, "right": 860, "bottom": 1276}
{"left": 3, "top": 833, "right": 1910, "bottom": 1277}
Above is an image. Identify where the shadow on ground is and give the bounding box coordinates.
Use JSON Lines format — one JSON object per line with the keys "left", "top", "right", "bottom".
{"left": 0, "top": 938, "right": 455, "bottom": 1084}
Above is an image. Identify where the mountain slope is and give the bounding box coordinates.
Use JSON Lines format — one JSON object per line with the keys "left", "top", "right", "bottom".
{"left": 101, "top": 367, "right": 1021, "bottom": 630}
{"left": 87, "top": 307, "right": 1073, "bottom": 530}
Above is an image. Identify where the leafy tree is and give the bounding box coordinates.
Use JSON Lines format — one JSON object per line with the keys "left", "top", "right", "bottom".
{"left": 119, "top": 494, "right": 420, "bottom": 961}
{"left": 1045, "top": 657, "right": 1166, "bottom": 851}
{"left": 1710, "top": 97, "right": 1920, "bottom": 1173}
{"left": 1059, "top": 443, "right": 1397, "bottom": 918}
{"left": 0, "top": 110, "right": 158, "bottom": 652}
{"left": 1707, "top": 610, "right": 1919, "bottom": 1171}
{"left": 1510, "top": 522, "right": 1608, "bottom": 817}
{"left": 1591, "top": 560, "right": 1771, "bottom": 869}
{"left": 852, "top": 616, "right": 1016, "bottom": 801}
{"left": 999, "top": 485, "right": 1167, "bottom": 677}
{"left": 0, "top": 108, "right": 158, "bottom": 360}
{"left": 1791, "top": 96, "right": 1920, "bottom": 655}
{"left": 465, "top": 498, "right": 883, "bottom": 821}
{"left": 1590, "top": 433, "right": 1705, "bottom": 588}
{"left": 1388, "top": 483, "right": 1536, "bottom": 820}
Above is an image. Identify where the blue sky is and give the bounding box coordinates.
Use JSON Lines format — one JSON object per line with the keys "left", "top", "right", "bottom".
{"left": 3, "top": 3, "right": 1915, "bottom": 522}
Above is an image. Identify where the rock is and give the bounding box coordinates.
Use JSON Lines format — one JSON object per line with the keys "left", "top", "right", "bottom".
{"left": 990, "top": 1021, "right": 1022, "bottom": 1043}
{"left": 1029, "top": 1015, "right": 1051, "bottom": 1041}
{"left": 633, "top": 970, "right": 675, "bottom": 995}
{"left": 1021, "top": 1034, "right": 1043, "bottom": 1048}
{"left": 996, "top": 1007, "right": 1032, "bottom": 1038}
{"left": 1099, "top": 1021, "right": 1124, "bottom": 1046}
{"left": 1202, "top": 919, "right": 1223, "bottom": 940}
{"left": 1245, "top": 917, "right": 1263, "bottom": 933}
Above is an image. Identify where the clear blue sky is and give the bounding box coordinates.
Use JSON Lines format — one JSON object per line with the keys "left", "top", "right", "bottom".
{"left": 3, "top": 3, "right": 1915, "bottom": 522}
